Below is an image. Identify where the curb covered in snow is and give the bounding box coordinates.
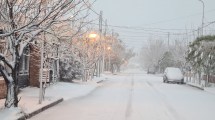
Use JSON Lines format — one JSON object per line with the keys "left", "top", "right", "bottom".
{"left": 186, "top": 83, "right": 204, "bottom": 90}
{"left": 96, "top": 80, "right": 104, "bottom": 83}
{"left": 17, "top": 98, "right": 63, "bottom": 120}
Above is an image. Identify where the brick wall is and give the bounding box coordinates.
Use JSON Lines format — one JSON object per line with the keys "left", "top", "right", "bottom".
{"left": 29, "top": 45, "right": 41, "bottom": 87}
{"left": 0, "top": 78, "right": 6, "bottom": 99}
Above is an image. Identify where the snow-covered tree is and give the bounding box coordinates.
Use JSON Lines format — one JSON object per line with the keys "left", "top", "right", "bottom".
{"left": 186, "top": 35, "right": 215, "bottom": 85}
{"left": 108, "top": 37, "right": 135, "bottom": 72}
{"left": 77, "top": 32, "right": 104, "bottom": 80}
{"left": 139, "top": 37, "right": 188, "bottom": 73}
{"left": 159, "top": 51, "right": 175, "bottom": 72}
{"left": 0, "top": 0, "right": 88, "bottom": 108}
{"left": 139, "top": 39, "right": 166, "bottom": 71}
{"left": 170, "top": 40, "right": 187, "bottom": 68}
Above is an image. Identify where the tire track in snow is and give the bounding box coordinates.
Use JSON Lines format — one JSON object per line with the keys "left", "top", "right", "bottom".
{"left": 146, "top": 80, "right": 185, "bottom": 120}
{"left": 125, "top": 74, "right": 134, "bottom": 120}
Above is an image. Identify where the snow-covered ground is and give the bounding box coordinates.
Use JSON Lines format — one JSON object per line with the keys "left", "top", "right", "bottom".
{"left": 0, "top": 76, "right": 106, "bottom": 120}
{"left": 29, "top": 69, "right": 215, "bottom": 120}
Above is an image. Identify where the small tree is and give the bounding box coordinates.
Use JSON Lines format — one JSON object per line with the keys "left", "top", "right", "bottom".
{"left": 159, "top": 51, "right": 175, "bottom": 72}
{"left": 139, "top": 39, "right": 166, "bottom": 71}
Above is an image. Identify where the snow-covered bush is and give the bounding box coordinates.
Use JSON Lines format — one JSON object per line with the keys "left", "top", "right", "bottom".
{"left": 59, "top": 59, "right": 83, "bottom": 82}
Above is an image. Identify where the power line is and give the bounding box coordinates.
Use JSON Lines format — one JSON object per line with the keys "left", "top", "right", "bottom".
{"left": 173, "top": 21, "right": 215, "bottom": 35}
{"left": 82, "top": 1, "right": 215, "bottom": 39}
{"left": 82, "top": 0, "right": 215, "bottom": 38}
{"left": 86, "top": 22, "right": 215, "bottom": 35}
{"left": 141, "top": 8, "right": 215, "bottom": 26}
{"left": 82, "top": 0, "right": 100, "bottom": 16}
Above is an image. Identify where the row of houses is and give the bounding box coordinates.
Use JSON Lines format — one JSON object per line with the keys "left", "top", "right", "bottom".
{"left": 0, "top": 29, "right": 60, "bottom": 99}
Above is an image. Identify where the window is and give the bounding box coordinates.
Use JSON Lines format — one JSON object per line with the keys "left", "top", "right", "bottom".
{"left": 0, "top": 68, "right": 2, "bottom": 76}
{"left": 19, "top": 48, "right": 30, "bottom": 75}
{"left": 0, "top": 29, "right": 3, "bottom": 39}
{"left": 0, "top": 40, "right": 5, "bottom": 53}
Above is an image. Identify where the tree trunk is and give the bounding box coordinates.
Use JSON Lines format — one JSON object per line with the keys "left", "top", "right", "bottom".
{"left": 206, "top": 74, "right": 209, "bottom": 87}
{"left": 117, "top": 64, "right": 120, "bottom": 72}
{"left": 5, "top": 80, "right": 18, "bottom": 108}
{"left": 198, "top": 71, "right": 201, "bottom": 85}
{"left": 1, "top": 54, "right": 20, "bottom": 108}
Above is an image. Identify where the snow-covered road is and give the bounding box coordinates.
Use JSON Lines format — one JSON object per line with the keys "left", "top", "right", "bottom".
{"left": 29, "top": 70, "right": 215, "bottom": 120}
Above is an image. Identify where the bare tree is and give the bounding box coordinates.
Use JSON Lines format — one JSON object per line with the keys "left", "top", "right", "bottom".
{"left": 139, "top": 39, "right": 166, "bottom": 70}
{"left": 0, "top": 0, "right": 89, "bottom": 108}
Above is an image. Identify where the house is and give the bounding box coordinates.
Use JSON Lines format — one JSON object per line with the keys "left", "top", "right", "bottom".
{"left": 0, "top": 30, "right": 31, "bottom": 98}
{"left": 0, "top": 38, "right": 6, "bottom": 99}
{"left": 0, "top": 77, "right": 6, "bottom": 99}
{"left": 0, "top": 29, "right": 7, "bottom": 99}
{"left": 20, "top": 39, "right": 60, "bottom": 87}
{"left": 0, "top": 36, "right": 61, "bottom": 99}
{"left": 0, "top": 1, "right": 61, "bottom": 99}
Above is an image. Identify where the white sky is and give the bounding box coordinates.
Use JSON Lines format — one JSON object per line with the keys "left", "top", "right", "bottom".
{"left": 91, "top": 0, "right": 215, "bottom": 51}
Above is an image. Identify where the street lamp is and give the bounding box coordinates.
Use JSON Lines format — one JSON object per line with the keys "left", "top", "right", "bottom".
{"left": 82, "top": 33, "right": 98, "bottom": 82}
{"left": 87, "top": 32, "right": 101, "bottom": 77}
{"left": 198, "top": 0, "right": 205, "bottom": 36}
{"left": 88, "top": 33, "right": 98, "bottom": 39}
{"left": 107, "top": 46, "right": 111, "bottom": 50}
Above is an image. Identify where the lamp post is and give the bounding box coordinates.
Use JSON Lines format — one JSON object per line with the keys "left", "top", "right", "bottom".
{"left": 198, "top": 0, "right": 205, "bottom": 36}
{"left": 88, "top": 32, "right": 100, "bottom": 77}
{"left": 107, "top": 47, "right": 111, "bottom": 71}
{"left": 83, "top": 33, "right": 98, "bottom": 81}
{"left": 39, "top": 39, "right": 44, "bottom": 104}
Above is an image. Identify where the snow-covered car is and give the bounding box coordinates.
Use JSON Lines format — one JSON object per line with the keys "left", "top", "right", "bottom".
{"left": 163, "top": 67, "right": 184, "bottom": 84}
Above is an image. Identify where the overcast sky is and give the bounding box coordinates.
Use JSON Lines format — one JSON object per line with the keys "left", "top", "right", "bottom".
{"left": 91, "top": 0, "right": 215, "bottom": 51}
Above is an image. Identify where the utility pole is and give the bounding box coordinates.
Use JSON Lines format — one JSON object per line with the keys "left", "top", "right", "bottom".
{"left": 168, "top": 32, "right": 170, "bottom": 51}
{"left": 104, "top": 19, "right": 108, "bottom": 71}
{"left": 110, "top": 29, "right": 114, "bottom": 73}
{"left": 104, "top": 19, "right": 108, "bottom": 36}
{"left": 39, "top": 38, "right": 44, "bottom": 104}
{"left": 97, "top": 11, "right": 103, "bottom": 77}
{"left": 198, "top": 0, "right": 205, "bottom": 86}
{"left": 198, "top": 0, "right": 205, "bottom": 36}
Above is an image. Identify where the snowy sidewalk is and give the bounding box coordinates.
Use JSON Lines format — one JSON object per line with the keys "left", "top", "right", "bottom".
{"left": 0, "top": 75, "right": 108, "bottom": 120}
{"left": 204, "top": 87, "right": 215, "bottom": 95}
{"left": 186, "top": 81, "right": 215, "bottom": 95}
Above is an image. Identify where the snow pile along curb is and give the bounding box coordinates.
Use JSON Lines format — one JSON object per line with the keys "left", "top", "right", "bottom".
{"left": 18, "top": 98, "right": 63, "bottom": 120}
{"left": 186, "top": 82, "right": 204, "bottom": 90}
{"left": 186, "top": 82, "right": 215, "bottom": 96}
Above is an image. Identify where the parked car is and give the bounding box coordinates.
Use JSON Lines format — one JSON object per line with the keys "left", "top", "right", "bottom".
{"left": 163, "top": 67, "right": 184, "bottom": 84}
{"left": 147, "top": 67, "right": 156, "bottom": 74}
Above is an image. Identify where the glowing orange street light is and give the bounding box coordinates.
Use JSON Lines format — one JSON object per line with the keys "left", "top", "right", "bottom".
{"left": 107, "top": 46, "right": 111, "bottom": 50}
{"left": 88, "top": 33, "right": 98, "bottom": 39}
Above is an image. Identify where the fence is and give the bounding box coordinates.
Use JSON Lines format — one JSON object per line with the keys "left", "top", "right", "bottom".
{"left": 202, "top": 75, "right": 215, "bottom": 83}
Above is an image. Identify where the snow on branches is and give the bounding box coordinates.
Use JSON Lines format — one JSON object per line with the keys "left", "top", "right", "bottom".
{"left": 0, "top": 0, "right": 89, "bottom": 108}
{"left": 186, "top": 35, "right": 215, "bottom": 76}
